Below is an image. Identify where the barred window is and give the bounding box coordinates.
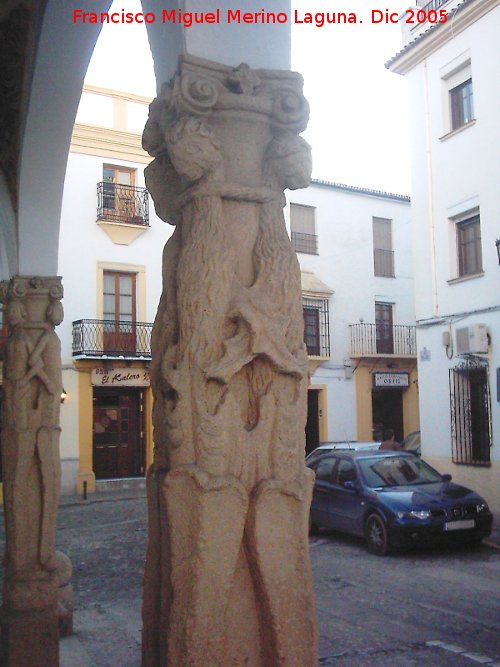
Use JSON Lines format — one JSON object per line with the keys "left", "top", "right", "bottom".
{"left": 303, "top": 297, "right": 330, "bottom": 357}
{"left": 290, "top": 204, "right": 318, "bottom": 255}
{"left": 449, "top": 359, "right": 491, "bottom": 466}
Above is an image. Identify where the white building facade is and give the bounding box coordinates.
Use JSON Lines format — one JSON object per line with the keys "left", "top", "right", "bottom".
{"left": 57, "top": 85, "right": 167, "bottom": 494}
{"left": 388, "top": 0, "right": 500, "bottom": 512}
{"left": 48, "top": 87, "right": 419, "bottom": 494}
{"left": 286, "top": 180, "right": 418, "bottom": 454}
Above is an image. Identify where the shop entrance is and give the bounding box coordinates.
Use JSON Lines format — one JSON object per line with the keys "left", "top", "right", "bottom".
{"left": 372, "top": 389, "right": 404, "bottom": 443}
{"left": 93, "top": 387, "right": 145, "bottom": 479}
{"left": 305, "top": 389, "right": 320, "bottom": 455}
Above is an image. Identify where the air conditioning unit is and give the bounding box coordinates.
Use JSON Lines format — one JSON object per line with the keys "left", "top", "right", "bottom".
{"left": 455, "top": 324, "right": 488, "bottom": 355}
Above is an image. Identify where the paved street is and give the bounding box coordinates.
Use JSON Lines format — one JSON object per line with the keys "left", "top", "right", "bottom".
{"left": 1, "top": 493, "right": 499, "bottom": 666}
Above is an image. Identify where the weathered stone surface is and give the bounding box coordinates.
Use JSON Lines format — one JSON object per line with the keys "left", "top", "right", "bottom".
{"left": 142, "top": 55, "right": 317, "bottom": 666}
{"left": 0, "top": 276, "right": 72, "bottom": 665}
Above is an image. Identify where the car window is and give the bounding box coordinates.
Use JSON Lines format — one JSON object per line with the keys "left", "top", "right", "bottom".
{"left": 334, "top": 460, "right": 357, "bottom": 486}
{"left": 315, "top": 458, "right": 336, "bottom": 481}
{"left": 358, "top": 455, "right": 443, "bottom": 488}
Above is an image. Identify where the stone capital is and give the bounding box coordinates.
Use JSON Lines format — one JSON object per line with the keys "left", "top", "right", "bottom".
{"left": 143, "top": 55, "right": 312, "bottom": 225}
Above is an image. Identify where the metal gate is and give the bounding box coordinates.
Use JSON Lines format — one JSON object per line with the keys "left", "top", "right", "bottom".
{"left": 449, "top": 357, "right": 491, "bottom": 466}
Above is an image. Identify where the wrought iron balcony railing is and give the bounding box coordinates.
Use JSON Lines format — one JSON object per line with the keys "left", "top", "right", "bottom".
{"left": 350, "top": 323, "right": 417, "bottom": 357}
{"left": 97, "top": 182, "right": 149, "bottom": 226}
{"left": 72, "top": 319, "right": 153, "bottom": 358}
{"left": 419, "top": 0, "right": 449, "bottom": 12}
{"left": 291, "top": 232, "right": 318, "bottom": 255}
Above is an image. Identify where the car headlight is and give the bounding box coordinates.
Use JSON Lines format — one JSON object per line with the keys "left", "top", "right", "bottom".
{"left": 396, "top": 510, "right": 431, "bottom": 520}
{"left": 476, "top": 502, "right": 489, "bottom": 514}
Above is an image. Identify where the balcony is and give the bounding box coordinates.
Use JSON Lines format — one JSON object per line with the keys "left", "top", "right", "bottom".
{"left": 97, "top": 182, "right": 149, "bottom": 226}
{"left": 350, "top": 323, "right": 417, "bottom": 357}
{"left": 72, "top": 319, "right": 153, "bottom": 359}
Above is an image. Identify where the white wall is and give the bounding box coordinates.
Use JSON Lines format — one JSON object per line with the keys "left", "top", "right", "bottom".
{"left": 286, "top": 181, "right": 413, "bottom": 442}
{"left": 57, "top": 152, "right": 172, "bottom": 362}
{"left": 398, "top": 3, "right": 499, "bottom": 508}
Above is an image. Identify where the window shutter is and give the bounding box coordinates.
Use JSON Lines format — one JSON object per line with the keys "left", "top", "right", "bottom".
{"left": 372, "top": 217, "right": 392, "bottom": 251}
{"left": 290, "top": 204, "right": 315, "bottom": 235}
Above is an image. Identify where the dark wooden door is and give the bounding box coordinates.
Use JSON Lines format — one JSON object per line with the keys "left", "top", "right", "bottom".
{"left": 375, "top": 302, "right": 394, "bottom": 354}
{"left": 103, "top": 271, "right": 136, "bottom": 354}
{"left": 93, "top": 389, "right": 144, "bottom": 479}
{"left": 372, "top": 389, "right": 404, "bottom": 443}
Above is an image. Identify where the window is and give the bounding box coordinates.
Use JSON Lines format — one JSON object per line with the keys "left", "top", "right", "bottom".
{"left": 372, "top": 217, "right": 394, "bottom": 277}
{"left": 103, "top": 165, "right": 135, "bottom": 210}
{"left": 97, "top": 165, "right": 149, "bottom": 226}
{"left": 450, "top": 78, "right": 474, "bottom": 131}
{"left": 315, "top": 457, "right": 336, "bottom": 481}
{"left": 290, "top": 204, "right": 317, "bottom": 254}
{"left": 441, "top": 57, "right": 474, "bottom": 135}
{"left": 375, "top": 302, "right": 394, "bottom": 354}
{"left": 450, "top": 359, "right": 491, "bottom": 466}
{"left": 103, "top": 271, "right": 137, "bottom": 353}
{"left": 457, "top": 214, "right": 482, "bottom": 277}
{"left": 303, "top": 297, "right": 330, "bottom": 357}
{"left": 334, "top": 460, "right": 357, "bottom": 486}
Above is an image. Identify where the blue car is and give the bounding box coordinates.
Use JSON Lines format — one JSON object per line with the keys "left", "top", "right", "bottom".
{"left": 307, "top": 450, "right": 493, "bottom": 555}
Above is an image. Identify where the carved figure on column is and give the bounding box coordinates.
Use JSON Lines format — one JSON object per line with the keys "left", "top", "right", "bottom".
{"left": 0, "top": 276, "right": 67, "bottom": 666}
{"left": 142, "top": 56, "right": 317, "bottom": 667}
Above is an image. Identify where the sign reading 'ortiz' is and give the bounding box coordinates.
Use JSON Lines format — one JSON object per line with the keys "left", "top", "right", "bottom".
{"left": 373, "top": 372, "right": 409, "bottom": 388}
{"left": 91, "top": 367, "right": 150, "bottom": 387}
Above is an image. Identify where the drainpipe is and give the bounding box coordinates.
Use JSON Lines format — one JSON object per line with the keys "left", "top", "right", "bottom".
{"left": 423, "top": 59, "right": 439, "bottom": 317}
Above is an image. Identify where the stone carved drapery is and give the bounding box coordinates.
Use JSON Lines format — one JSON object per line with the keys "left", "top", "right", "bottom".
{"left": 142, "top": 56, "right": 317, "bottom": 667}
{"left": 0, "top": 275, "right": 71, "bottom": 666}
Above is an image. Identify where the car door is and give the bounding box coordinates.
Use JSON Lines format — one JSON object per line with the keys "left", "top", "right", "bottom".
{"left": 311, "top": 457, "right": 339, "bottom": 529}
{"left": 324, "top": 457, "right": 364, "bottom": 535}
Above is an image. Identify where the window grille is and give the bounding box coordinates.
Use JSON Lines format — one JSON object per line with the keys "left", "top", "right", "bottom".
{"left": 449, "top": 358, "right": 491, "bottom": 466}
{"left": 302, "top": 297, "right": 330, "bottom": 357}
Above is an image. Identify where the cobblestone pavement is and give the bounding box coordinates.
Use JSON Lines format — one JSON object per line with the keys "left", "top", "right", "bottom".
{"left": 0, "top": 492, "right": 499, "bottom": 666}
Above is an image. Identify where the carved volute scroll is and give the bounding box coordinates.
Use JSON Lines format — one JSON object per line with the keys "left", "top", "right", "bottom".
{"left": 0, "top": 275, "right": 68, "bottom": 666}
{"left": 142, "top": 55, "right": 317, "bottom": 667}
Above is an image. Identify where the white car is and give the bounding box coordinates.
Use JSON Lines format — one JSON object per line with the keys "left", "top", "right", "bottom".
{"left": 306, "top": 441, "right": 380, "bottom": 464}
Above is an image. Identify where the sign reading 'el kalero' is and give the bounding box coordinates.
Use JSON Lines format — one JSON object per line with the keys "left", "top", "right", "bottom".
{"left": 91, "top": 367, "right": 150, "bottom": 387}
{"left": 373, "top": 371, "right": 409, "bottom": 388}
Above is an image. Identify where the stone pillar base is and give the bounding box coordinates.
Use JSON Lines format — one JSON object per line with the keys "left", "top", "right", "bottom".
{"left": 0, "top": 607, "right": 59, "bottom": 667}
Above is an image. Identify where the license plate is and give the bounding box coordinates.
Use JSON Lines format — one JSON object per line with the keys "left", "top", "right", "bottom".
{"left": 444, "top": 519, "right": 475, "bottom": 531}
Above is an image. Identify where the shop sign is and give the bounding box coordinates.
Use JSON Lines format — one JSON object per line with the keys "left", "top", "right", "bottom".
{"left": 373, "top": 372, "right": 409, "bottom": 388}
{"left": 91, "top": 367, "right": 150, "bottom": 387}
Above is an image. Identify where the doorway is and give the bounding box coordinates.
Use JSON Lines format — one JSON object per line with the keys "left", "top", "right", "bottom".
{"left": 93, "top": 387, "right": 144, "bottom": 479}
{"left": 372, "top": 389, "right": 403, "bottom": 443}
{"left": 305, "top": 389, "right": 320, "bottom": 455}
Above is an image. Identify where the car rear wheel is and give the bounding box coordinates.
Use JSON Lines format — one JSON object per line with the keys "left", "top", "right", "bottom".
{"left": 365, "top": 513, "right": 389, "bottom": 555}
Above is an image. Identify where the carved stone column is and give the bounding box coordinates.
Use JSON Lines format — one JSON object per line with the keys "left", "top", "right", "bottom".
{"left": 0, "top": 276, "right": 71, "bottom": 667}
{"left": 142, "top": 55, "right": 318, "bottom": 667}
